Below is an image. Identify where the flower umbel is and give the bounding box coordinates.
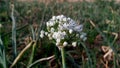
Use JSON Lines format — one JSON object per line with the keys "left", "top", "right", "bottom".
{"left": 40, "top": 15, "right": 87, "bottom": 68}
{"left": 40, "top": 15, "right": 87, "bottom": 48}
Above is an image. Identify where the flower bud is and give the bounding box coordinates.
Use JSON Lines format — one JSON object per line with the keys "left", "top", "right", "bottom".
{"left": 63, "top": 41, "right": 68, "bottom": 47}
{"left": 72, "top": 42, "right": 77, "bottom": 47}
{"left": 69, "top": 29, "right": 73, "bottom": 34}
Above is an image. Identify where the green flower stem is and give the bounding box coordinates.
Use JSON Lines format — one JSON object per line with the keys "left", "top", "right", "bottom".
{"left": 28, "top": 41, "right": 37, "bottom": 65}
{"left": 61, "top": 47, "right": 66, "bottom": 68}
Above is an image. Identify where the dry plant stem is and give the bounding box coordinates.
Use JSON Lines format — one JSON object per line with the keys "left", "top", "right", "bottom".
{"left": 61, "top": 47, "right": 66, "bottom": 68}
{"left": 27, "top": 55, "right": 55, "bottom": 68}
{"left": 11, "top": 4, "right": 17, "bottom": 58}
{"left": 10, "top": 41, "right": 34, "bottom": 68}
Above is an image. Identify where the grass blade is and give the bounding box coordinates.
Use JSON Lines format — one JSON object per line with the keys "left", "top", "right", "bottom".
{"left": 0, "top": 36, "right": 7, "bottom": 68}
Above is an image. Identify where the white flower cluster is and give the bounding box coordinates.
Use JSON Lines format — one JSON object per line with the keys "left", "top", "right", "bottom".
{"left": 40, "top": 15, "right": 87, "bottom": 48}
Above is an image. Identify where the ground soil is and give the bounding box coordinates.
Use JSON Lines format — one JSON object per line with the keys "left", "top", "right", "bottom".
{"left": 18, "top": 0, "right": 120, "bottom": 3}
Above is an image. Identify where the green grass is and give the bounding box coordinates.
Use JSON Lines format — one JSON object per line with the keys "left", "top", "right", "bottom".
{"left": 0, "top": 0, "right": 120, "bottom": 68}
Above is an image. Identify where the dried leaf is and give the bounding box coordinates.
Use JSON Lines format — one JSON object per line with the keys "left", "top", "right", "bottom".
{"left": 101, "top": 46, "right": 114, "bottom": 61}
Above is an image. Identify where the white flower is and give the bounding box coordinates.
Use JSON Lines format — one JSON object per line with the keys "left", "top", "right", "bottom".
{"left": 48, "top": 34, "right": 52, "bottom": 40}
{"left": 63, "top": 31, "right": 66, "bottom": 35}
{"left": 45, "top": 32, "right": 48, "bottom": 35}
{"left": 40, "top": 30, "right": 45, "bottom": 38}
{"left": 46, "top": 22, "right": 50, "bottom": 27}
{"left": 69, "top": 19, "right": 77, "bottom": 27}
{"left": 49, "top": 21, "right": 54, "bottom": 26}
{"left": 59, "top": 15, "right": 65, "bottom": 21}
{"left": 56, "top": 39, "right": 61, "bottom": 43}
{"left": 63, "top": 41, "right": 68, "bottom": 47}
{"left": 56, "top": 42, "right": 59, "bottom": 46}
{"left": 52, "top": 16, "right": 56, "bottom": 20}
{"left": 63, "top": 17, "right": 67, "bottom": 21}
{"left": 40, "top": 34, "right": 44, "bottom": 38}
{"left": 67, "top": 17, "right": 71, "bottom": 20}
{"left": 41, "top": 30, "right": 44, "bottom": 34}
{"left": 56, "top": 15, "right": 61, "bottom": 19}
{"left": 52, "top": 32, "right": 57, "bottom": 39}
{"left": 62, "top": 23, "right": 69, "bottom": 29}
{"left": 69, "top": 29, "right": 73, "bottom": 34}
{"left": 44, "top": 15, "right": 86, "bottom": 48}
{"left": 50, "top": 28, "right": 55, "bottom": 33}
{"left": 72, "top": 42, "right": 77, "bottom": 47}
{"left": 53, "top": 31, "right": 65, "bottom": 39}
{"left": 73, "top": 25, "right": 83, "bottom": 32}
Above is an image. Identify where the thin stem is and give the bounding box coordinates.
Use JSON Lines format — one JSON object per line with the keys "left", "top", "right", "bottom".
{"left": 11, "top": 4, "right": 17, "bottom": 58}
{"left": 61, "top": 47, "right": 66, "bottom": 68}
{"left": 30, "top": 25, "right": 35, "bottom": 40}
{"left": 28, "top": 42, "right": 37, "bottom": 65}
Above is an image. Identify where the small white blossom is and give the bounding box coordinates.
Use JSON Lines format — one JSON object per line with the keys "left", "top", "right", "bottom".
{"left": 63, "top": 17, "right": 67, "bottom": 21}
{"left": 67, "top": 17, "right": 71, "bottom": 20}
{"left": 62, "top": 23, "right": 69, "bottom": 29}
{"left": 52, "top": 16, "right": 56, "bottom": 20}
{"left": 48, "top": 34, "right": 52, "bottom": 40}
{"left": 63, "top": 31, "right": 66, "bottom": 35}
{"left": 56, "top": 42, "right": 59, "bottom": 46}
{"left": 46, "top": 22, "right": 49, "bottom": 27}
{"left": 40, "top": 30, "right": 45, "bottom": 38}
{"left": 50, "top": 28, "right": 55, "bottom": 33}
{"left": 63, "top": 41, "right": 68, "bottom": 47}
{"left": 74, "top": 25, "right": 83, "bottom": 32}
{"left": 72, "top": 42, "right": 77, "bottom": 47}
{"left": 41, "top": 30, "right": 44, "bottom": 34}
{"left": 56, "top": 39, "right": 61, "bottom": 43}
{"left": 56, "top": 15, "right": 61, "bottom": 19}
{"left": 49, "top": 21, "right": 54, "bottom": 26}
{"left": 69, "top": 29, "right": 73, "bottom": 34}
{"left": 40, "top": 34, "right": 44, "bottom": 38}
{"left": 45, "top": 32, "right": 48, "bottom": 35}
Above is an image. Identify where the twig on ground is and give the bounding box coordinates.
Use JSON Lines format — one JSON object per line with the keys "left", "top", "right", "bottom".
{"left": 27, "top": 55, "right": 55, "bottom": 68}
